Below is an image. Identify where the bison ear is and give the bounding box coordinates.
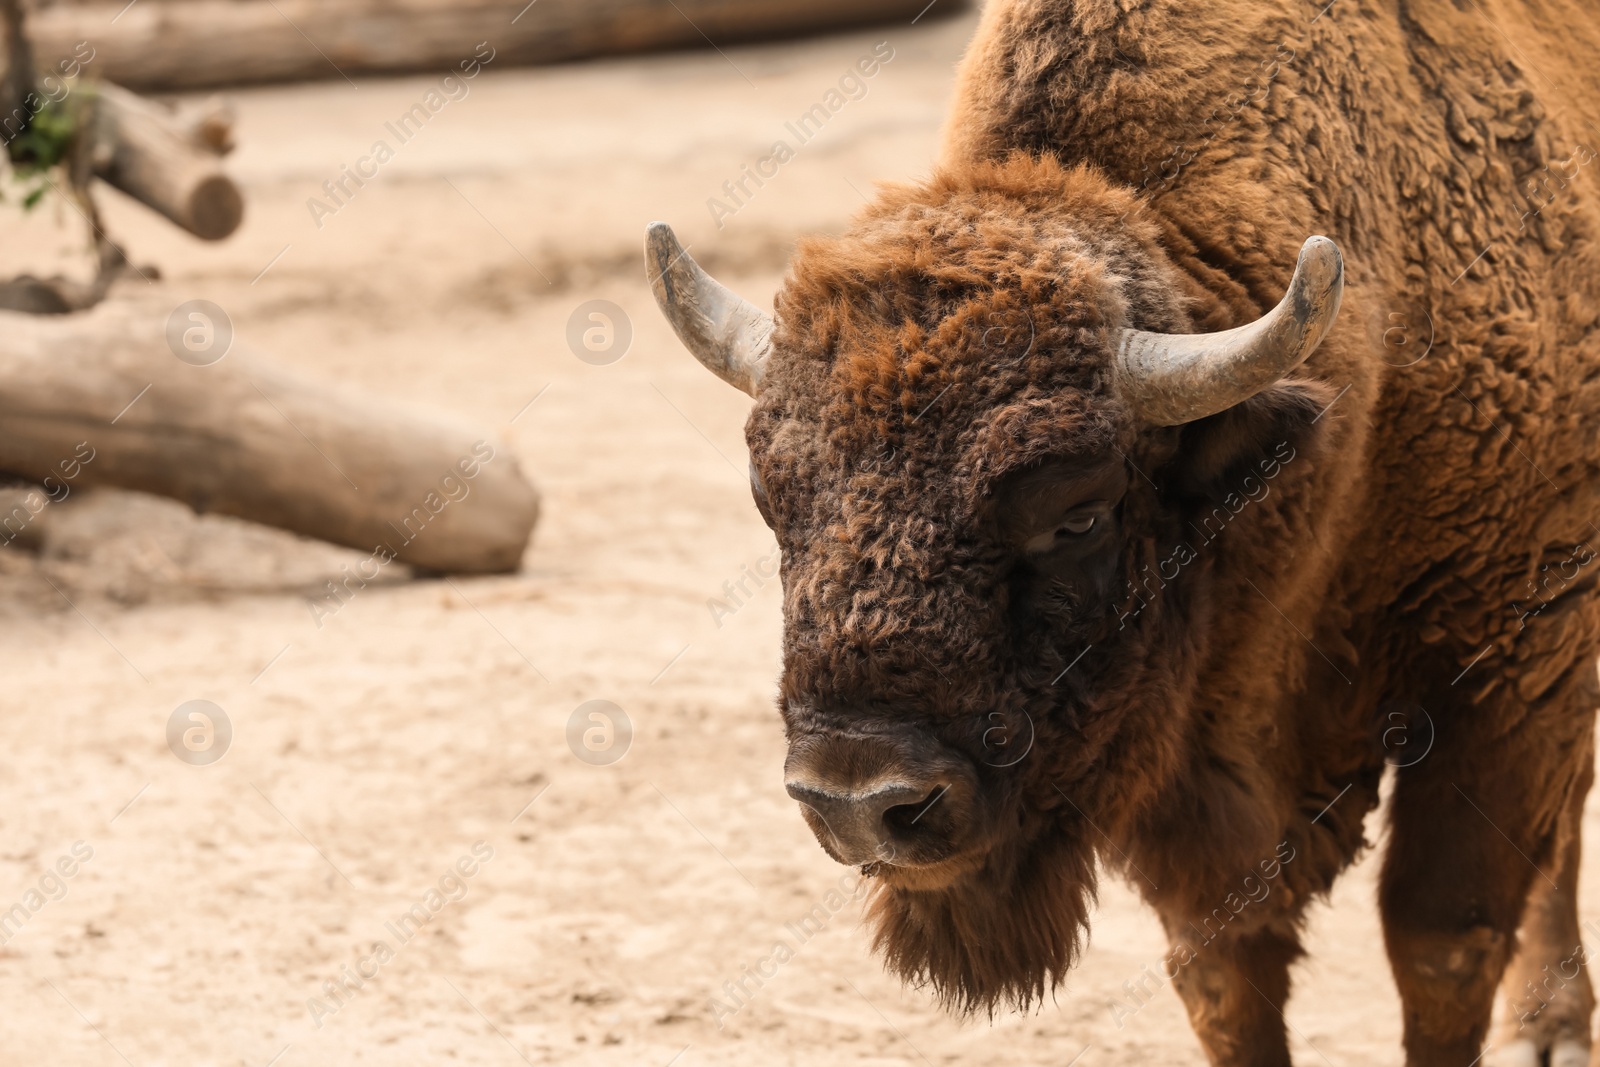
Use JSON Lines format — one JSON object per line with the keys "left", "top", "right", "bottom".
{"left": 1166, "top": 378, "right": 1339, "bottom": 500}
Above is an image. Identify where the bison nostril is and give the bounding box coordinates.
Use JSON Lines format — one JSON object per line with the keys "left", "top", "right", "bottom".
{"left": 783, "top": 735, "right": 977, "bottom": 866}
{"left": 881, "top": 785, "right": 949, "bottom": 835}
{"left": 785, "top": 775, "right": 962, "bottom": 865}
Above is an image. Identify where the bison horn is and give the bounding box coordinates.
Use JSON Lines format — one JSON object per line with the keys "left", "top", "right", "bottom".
{"left": 645, "top": 222, "right": 772, "bottom": 396}
{"left": 1114, "top": 235, "right": 1344, "bottom": 426}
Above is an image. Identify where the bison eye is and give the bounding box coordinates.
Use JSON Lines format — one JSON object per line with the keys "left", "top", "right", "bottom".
{"left": 1022, "top": 503, "right": 1111, "bottom": 555}
{"left": 1060, "top": 514, "right": 1097, "bottom": 536}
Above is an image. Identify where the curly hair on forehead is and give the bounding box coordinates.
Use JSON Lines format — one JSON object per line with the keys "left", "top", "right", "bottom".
{"left": 760, "top": 155, "right": 1189, "bottom": 455}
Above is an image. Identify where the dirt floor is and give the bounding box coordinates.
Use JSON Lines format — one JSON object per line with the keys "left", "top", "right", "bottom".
{"left": 0, "top": 8, "right": 1593, "bottom": 1066}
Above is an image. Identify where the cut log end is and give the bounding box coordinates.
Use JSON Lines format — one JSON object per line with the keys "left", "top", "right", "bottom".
{"left": 187, "top": 174, "right": 244, "bottom": 240}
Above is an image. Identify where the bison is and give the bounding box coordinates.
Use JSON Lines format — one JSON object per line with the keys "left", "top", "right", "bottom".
{"left": 645, "top": 1, "right": 1600, "bottom": 1064}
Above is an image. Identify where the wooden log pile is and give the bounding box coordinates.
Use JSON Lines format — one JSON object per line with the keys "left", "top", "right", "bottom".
{"left": 1, "top": 1, "right": 541, "bottom": 573}
{"left": 1, "top": 0, "right": 244, "bottom": 310}
{"left": 24, "top": 0, "right": 954, "bottom": 91}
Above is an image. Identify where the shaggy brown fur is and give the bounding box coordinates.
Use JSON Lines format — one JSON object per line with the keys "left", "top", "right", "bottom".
{"left": 741, "top": 2, "right": 1600, "bottom": 1064}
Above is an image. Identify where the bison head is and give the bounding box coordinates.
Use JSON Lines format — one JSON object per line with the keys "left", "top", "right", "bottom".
{"left": 645, "top": 157, "right": 1343, "bottom": 1013}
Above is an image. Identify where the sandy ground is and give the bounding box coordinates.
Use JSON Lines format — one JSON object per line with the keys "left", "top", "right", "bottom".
{"left": 0, "top": 8, "right": 1593, "bottom": 1066}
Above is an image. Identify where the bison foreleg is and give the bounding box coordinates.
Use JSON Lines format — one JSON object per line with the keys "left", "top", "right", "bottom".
{"left": 1380, "top": 691, "right": 1596, "bottom": 1067}
{"left": 1159, "top": 917, "right": 1300, "bottom": 1067}
{"left": 1485, "top": 752, "right": 1594, "bottom": 1067}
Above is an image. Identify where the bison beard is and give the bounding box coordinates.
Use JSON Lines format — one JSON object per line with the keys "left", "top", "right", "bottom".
{"left": 867, "top": 827, "right": 1095, "bottom": 1015}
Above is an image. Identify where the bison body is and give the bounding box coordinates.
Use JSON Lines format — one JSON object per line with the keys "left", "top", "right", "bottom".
{"left": 648, "top": 1, "right": 1600, "bottom": 1063}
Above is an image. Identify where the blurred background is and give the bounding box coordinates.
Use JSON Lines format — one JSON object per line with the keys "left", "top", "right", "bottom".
{"left": 0, "top": 1, "right": 1537, "bottom": 1064}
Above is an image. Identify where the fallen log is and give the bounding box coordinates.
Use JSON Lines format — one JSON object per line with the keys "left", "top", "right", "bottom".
{"left": 25, "top": 0, "right": 955, "bottom": 91}
{"left": 87, "top": 81, "right": 242, "bottom": 240}
{"left": 0, "top": 304, "right": 540, "bottom": 573}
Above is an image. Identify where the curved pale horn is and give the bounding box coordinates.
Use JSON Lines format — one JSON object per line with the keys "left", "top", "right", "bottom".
{"left": 1115, "top": 235, "right": 1345, "bottom": 426}
{"left": 645, "top": 222, "right": 772, "bottom": 396}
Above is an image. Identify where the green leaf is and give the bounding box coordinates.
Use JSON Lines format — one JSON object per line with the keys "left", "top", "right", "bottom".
{"left": 6, "top": 97, "right": 81, "bottom": 174}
